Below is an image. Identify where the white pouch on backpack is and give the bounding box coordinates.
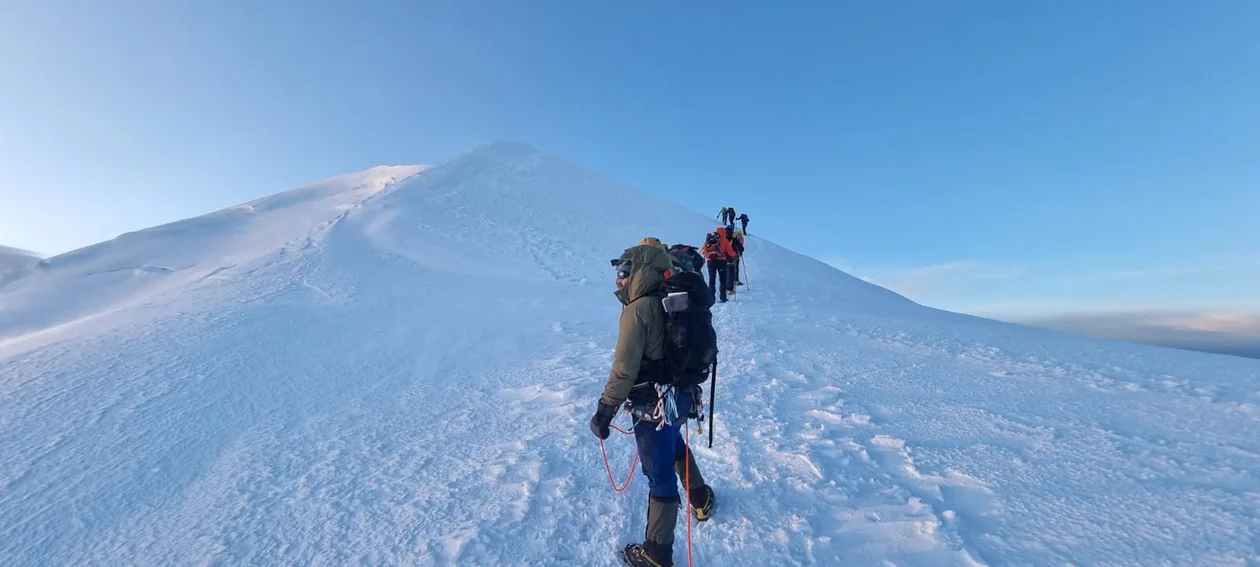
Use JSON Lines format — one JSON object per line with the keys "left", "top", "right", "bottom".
{"left": 662, "top": 292, "right": 690, "bottom": 314}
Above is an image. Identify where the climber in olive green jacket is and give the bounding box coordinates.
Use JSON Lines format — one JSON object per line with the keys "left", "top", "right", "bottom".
{"left": 599, "top": 244, "right": 671, "bottom": 406}
{"left": 590, "top": 243, "right": 715, "bottom": 567}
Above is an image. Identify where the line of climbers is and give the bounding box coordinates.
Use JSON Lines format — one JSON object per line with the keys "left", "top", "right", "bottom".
{"left": 590, "top": 222, "right": 751, "bottom": 567}
{"left": 717, "top": 206, "right": 749, "bottom": 235}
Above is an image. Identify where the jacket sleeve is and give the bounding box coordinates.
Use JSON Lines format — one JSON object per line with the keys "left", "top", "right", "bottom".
{"left": 601, "top": 302, "right": 646, "bottom": 406}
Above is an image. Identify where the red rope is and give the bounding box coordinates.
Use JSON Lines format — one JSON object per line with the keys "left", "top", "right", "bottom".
{"left": 685, "top": 421, "right": 694, "bottom": 567}
{"left": 600, "top": 421, "right": 638, "bottom": 492}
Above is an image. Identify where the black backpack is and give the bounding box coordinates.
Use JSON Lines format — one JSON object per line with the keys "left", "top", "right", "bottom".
{"left": 658, "top": 271, "right": 718, "bottom": 388}
{"left": 668, "top": 244, "right": 706, "bottom": 273}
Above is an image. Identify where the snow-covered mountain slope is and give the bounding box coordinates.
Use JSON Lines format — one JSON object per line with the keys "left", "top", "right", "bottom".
{"left": 0, "top": 245, "right": 39, "bottom": 273}
{"left": 0, "top": 165, "right": 425, "bottom": 348}
{"left": 1, "top": 143, "right": 1257, "bottom": 566}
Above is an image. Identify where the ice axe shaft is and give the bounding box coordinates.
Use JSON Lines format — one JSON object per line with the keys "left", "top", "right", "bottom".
{"left": 707, "top": 359, "right": 716, "bottom": 448}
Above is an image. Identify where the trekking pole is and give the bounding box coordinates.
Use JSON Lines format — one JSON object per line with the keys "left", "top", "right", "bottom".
{"left": 707, "top": 359, "right": 717, "bottom": 449}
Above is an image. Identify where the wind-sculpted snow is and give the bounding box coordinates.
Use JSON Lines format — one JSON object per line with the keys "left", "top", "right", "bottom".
{"left": 0, "top": 165, "right": 424, "bottom": 348}
{"left": 0, "top": 245, "right": 39, "bottom": 271}
{"left": 0, "top": 143, "right": 1257, "bottom": 566}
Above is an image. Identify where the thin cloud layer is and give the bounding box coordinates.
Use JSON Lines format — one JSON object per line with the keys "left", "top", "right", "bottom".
{"left": 1024, "top": 310, "right": 1260, "bottom": 360}
{"left": 821, "top": 256, "right": 1260, "bottom": 359}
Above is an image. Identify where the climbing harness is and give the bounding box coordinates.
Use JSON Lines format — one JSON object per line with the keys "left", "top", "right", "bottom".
{"left": 660, "top": 385, "right": 679, "bottom": 430}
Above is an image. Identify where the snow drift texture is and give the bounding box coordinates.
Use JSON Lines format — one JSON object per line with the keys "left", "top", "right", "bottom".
{"left": 1, "top": 143, "right": 1258, "bottom": 566}
{"left": 0, "top": 245, "right": 40, "bottom": 274}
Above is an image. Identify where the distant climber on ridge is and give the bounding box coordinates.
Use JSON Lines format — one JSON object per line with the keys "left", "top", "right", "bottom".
{"left": 716, "top": 207, "right": 729, "bottom": 222}
{"left": 737, "top": 213, "right": 749, "bottom": 234}
{"left": 591, "top": 242, "right": 716, "bottom": 567}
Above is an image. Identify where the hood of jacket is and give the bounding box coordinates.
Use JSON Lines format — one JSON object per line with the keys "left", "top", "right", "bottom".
{"left": 638, "top": 237, "right": 668, "bottom": 251}
{"left": 614, "top": 244, "right": 673, "bottom": 306}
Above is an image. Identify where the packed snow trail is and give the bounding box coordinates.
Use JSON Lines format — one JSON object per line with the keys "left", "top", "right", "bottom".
{"left": 2, "top": 143, "right": 1258, "bottom": 566}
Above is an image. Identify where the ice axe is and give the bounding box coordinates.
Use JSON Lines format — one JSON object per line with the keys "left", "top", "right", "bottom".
{"left": 707, "top": 358, "right": 717, "bottom": 449}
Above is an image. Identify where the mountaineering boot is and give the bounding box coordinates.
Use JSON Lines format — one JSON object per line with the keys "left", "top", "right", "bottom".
{"left": 689, "top": 484, "right": 715, "bottom": 521}
{"left": 622, "top": 543, "right": 671, "bottom": 567}
{"left": 623, "top": 495, "right": 679, "bottom": 566}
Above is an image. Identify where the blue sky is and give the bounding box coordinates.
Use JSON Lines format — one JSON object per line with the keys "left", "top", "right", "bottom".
{"left": 2, "top": 0, "right": 1257, "bottom": 325}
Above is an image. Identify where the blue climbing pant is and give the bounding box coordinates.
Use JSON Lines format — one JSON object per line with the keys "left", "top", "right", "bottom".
{"left": 633, "top": 388, "right": 695, "bottom": 499}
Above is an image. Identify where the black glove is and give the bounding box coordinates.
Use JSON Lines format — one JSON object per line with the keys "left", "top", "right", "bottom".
{"left": 589, "top": 401, "right": 619, "bottom": 440}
